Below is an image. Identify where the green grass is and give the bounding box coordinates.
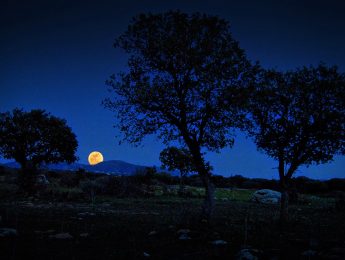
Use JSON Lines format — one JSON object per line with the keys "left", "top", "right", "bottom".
{"left": 215, "top": 188, "right": 253, "bottom": 201}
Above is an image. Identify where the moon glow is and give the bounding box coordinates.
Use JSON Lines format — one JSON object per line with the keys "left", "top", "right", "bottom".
{"left": 88, "top": 151, "right": 104, "bottom": 165}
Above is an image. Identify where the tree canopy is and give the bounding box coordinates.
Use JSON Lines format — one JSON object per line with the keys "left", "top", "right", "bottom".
{"left": 249, "top": 64, "right": 345, "bottom": 180}
{"left": 159, "top": 146, "right": 195, "bottom": 175}
{"left": 247, "top": 64, "right": 345, "bottom": 221}
{"left": 104, "top": 10, "right": 257, "bottom": 168}
{"left": 104, "top": 11, "right": 258, "bottom": 219}
{"left": 0, "top": 108, "right": 78, "bottom": 171}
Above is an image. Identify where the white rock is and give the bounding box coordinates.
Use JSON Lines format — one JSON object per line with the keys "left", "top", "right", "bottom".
{"left": 36, "top": 174, "right": 49, "bottom": 185}
{"left": 178, "top": 233, "right": 191, "bottom": 240}
{"left": 177, "top": 229, "right": 190, "bottom": 234}
{"left": 0, "top": 228, "right": 17, "bottom": 237}
{"left": 301, "top": 250, "right": 317, "bottom": 257}
{"left": 235, "top": 248, "right": 261, "bottom": 260}
{"left": 49, "top": 232, "right": 73, "bottom": 240}
{"left": 251, "top": 189, "right": 281, "bottom": 204}
{"left": 212, "top": 240, "right": 228, "bottom": 245}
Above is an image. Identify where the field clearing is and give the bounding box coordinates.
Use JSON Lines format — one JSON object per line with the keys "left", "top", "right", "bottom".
{"left": 1, "top": 188, "right": 344, "bottom": 259}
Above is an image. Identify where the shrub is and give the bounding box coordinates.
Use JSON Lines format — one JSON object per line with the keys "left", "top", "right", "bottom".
{"left": 80, "top": 179, "right": 103, "bottom": 203}
{"left": 59, "top": 173, "right": 80, "bottom": 187}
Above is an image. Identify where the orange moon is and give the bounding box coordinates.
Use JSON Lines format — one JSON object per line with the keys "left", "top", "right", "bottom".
{"left": 88, "top": 151, "right": 104, "bottom": 165}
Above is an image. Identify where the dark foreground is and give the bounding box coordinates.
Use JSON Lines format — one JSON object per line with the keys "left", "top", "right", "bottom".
{"left": 1, "top": 196, "right": 345, "bottom": 260}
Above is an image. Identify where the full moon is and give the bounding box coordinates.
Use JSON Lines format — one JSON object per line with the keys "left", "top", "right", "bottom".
{"left": 88, "top": 151, "right": 104, "bottom": 165}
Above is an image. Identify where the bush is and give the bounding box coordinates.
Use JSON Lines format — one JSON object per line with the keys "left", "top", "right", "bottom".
{"left": 59, "top": 173, "right": 80, "bottom": 187}
{"left": 326, "top": 178, "right": 345, "bottom": 192}
{"left": 80, "top": 179, "right": 103, "bottom": 202}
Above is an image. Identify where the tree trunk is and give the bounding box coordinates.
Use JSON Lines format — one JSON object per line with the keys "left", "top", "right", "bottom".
{"left": 280, "top": 187, "right": 289, "bottom": 224}
{"left": 19, "top": 160, "right": 37, "bottom": 194}
{"left": 185, "top": 139, "right": 215, "bottom": 222}
{"left": 278, "top": 157, "right": 289, "bottom": 227}
{"left": 178, "top": 171, "right": 184, "bottom": 196}
{"left": 201, "top": 175, "right": 215, "bottom": 222}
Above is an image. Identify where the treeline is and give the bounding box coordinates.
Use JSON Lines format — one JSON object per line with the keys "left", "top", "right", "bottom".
{"left": 211, "top": 175, "right": 345, "bottom": 194}
{"left": 56, "top": 167, "right": 345, "bottom": 195}
{"left": 82, "top": 166, "right": 345, "bottom": 195}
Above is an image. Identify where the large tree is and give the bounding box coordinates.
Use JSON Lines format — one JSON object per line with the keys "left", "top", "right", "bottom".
{"left": 104, "top": 11, "right": 257, "bottom": 220}
{"left": 247, "top": 64, "right": 345, "bottom": 222}
{"left": 0, "top": 108, "right": 78, "bottom": 172}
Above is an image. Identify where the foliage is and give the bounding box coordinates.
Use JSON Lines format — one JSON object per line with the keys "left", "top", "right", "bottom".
{"left": 104, "top": 11, "right": 256, "bottom": 151}
{"left": 0, "top": 108, "right": 78, "bottom": 171}
{"left": 248, "top": 64, "right": 345, "bottom": 183}
{"left": 104, "top": 11, "right": 258, "bottom": 218}
{"left": 80, "top": 179, "right": 103, "bottom": 202}
{"left": 247, "top": 64, "right": 345, "bottom": 221}
{"left": 159, "top": 146, "right": 196, "bottom": 176}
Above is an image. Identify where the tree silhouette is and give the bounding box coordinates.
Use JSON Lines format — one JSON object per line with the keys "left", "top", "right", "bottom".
{"left": 160, "top": 146, "right": 195, "bottom": 193}
{"left": 0, "top": 108, "right": 78, "bottom": 173}
{"left": 104, "top": 11, "right": 258, "bottom": 220}
{"left": 247, "top": 64, "right": 345, "bottom": 222}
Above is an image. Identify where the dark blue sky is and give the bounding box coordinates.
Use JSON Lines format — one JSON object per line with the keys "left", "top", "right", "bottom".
{"left": 1, "top": 0, "right": 344, "bottom": 179}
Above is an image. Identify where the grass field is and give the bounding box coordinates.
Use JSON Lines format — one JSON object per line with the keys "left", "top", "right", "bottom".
{"left": 1, "top": 184, "right": 345, "bottom": 259}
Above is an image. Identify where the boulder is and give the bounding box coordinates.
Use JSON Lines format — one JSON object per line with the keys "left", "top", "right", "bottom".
{"left": 177, "top": 229, "right": 190, "bottom": 235}
{"left": 251, "top": 189, "right": 281, "bottom": 204}
{"left": 148, "top": 230, "right": 157, "bottom": 236}
{"left": 301, "top": 249, "right": 317, "bottom": 258}
{"left": 0, "top": 228, "right": 17, "bottom": 237}
{"left": 49, "top": 232, "right": 73, "bottom": 240}
{"left": 178, "top": 233, "right": 191, "bottom": 240}
{"left": 80, "top": 233, "right": 89, "bottom": 238}
{"left": 319, "top": 247, "right": 345, "bottom": 260}
{"left": 36, "top": 174, "right": 49, "bottom": 185}
{"left": 211, "top": 240, "right": 227, "bottom": 245}
{"left": 235, "top": 248, "right": 262, "bottom": 260}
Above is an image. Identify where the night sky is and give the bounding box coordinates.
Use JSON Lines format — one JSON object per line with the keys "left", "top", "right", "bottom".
{"left": 1, "top": 0, "right": 344, "bottom": 179}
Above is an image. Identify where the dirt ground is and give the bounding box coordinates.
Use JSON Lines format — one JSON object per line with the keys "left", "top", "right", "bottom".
{"left": 1, "top": 196, "right": 345, "bottom": 259}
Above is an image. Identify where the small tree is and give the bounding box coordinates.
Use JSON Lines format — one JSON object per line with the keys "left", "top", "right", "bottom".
{"left": 0, "top": 108, "right": 78, "bottom": 178}
{"left": 160, "top": 146, "right": 195, "bottom": 193}
{"left": 104, "top": 11, "right": 257, "bottom": 220}
{"left": 247, "top": 64, "right": 345, "bottom": 223}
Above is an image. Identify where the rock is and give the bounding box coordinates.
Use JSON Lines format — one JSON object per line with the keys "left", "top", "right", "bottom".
{"left": 251, "top": 189, "right": 281, "bottom": 204}
{"left": 177, "top": 229, "right": 191, "bottom": 240}
{"left": 211, "top": 240, "right": 227, "bottom": 245}
{"left": 49, "top": 232, "right": 73, "bottom": 240}
{"left": 143, "top": 252, "right": 150, "bottom": 257}
{"left": 0, "top": 228, "right": 17, "bottom": 237}
{"left": 148, "top": 231, "right": 157, "bottom": 236}
{"left": 78, "top": 212, "right": 95, "bottom": 217}
{"left": 235, "top": 248, "right": 262, "bottom": 260}
{"left": 36, "top": 174, "right": 49, "bottom": 185}
{"left": 178, "top": 233, "right": 191, "bottom": 240}
{"left": 80, "top": 233, "right": 89, "bottom": 238}
{"left": 177, "top": 229, "right": 190, "bottom": 235}
{"left": 301, "top": 250, "right": 317, "bottom": 257}
{"left": 319, "top": 247, "right": 345, "bottom": 260}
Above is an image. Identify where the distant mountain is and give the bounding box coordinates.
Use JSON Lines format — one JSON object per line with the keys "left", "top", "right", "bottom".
{"left": 1, "top": 160, "right": 152, "bottom": 176}
{"left": 82, "top": 160, "right": 148, "bottom": 175}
